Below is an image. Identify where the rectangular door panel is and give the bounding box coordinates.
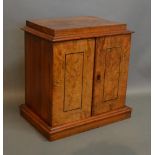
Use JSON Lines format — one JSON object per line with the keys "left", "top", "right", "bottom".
{"left": 103, "top": 47, "right": 121, "bottom": 101}
{"left": 92, "top": 35, "right": 131, "bottom": 115}
{"left": 52, "top": 39, "right": 95, "bottom": 126}
{"left": 64, "top": 52, "right": 84, "bottom": 111}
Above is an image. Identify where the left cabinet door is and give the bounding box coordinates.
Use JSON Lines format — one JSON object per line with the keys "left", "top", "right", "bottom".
{"left": 52, "top": 39, "right": 95, "bottom": 126}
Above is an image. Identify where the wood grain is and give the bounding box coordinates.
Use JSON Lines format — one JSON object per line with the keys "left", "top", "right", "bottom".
{"left": 23, "top": 26, "right": 132, "bottom": 42}
{"left": 23, "top": 16, "right": 133, "bottom": 42}
{"left": 25, "top": 33, "right": 51, "bottom": 125}
{"left": 26, "top": 16, "right": 127, "bottom": 36}
{"left": 103, "top": 47, "right": 121, "bottom": 101}
{"left": 20, "top": 104, "right": 132, "bottom": 141}
{"left": 21, "top": 16, "right": 133, "bottom": 141}
{"left": 52, "top": 39, "right": 95, "bottom": 126}
{"left": 92, "top": 34, "right": 131, "bottom": 115}
{"left": 64, "top": 52, "right": 84, "bottom": 111}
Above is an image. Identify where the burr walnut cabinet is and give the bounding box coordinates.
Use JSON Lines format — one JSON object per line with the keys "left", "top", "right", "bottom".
{"left": 20, "top": 16, "right": 133, "bottom": 141}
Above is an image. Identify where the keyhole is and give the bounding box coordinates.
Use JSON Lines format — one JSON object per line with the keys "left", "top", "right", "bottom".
{"left": 97, "top": 74, "right": 101, "bottom": 81}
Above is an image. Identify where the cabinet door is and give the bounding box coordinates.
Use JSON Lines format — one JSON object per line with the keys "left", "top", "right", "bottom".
{"left": 92, "top": 35, "right": 131, "bottom": 115}
{"left": 52, "top": 39, "right": 95, "bottom": 126}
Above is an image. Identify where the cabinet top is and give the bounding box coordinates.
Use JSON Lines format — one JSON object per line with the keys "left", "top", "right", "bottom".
{"left": 24, "top": 16, "right": 132, "bottom": 41}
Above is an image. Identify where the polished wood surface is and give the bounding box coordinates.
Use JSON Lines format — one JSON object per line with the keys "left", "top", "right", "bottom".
{"left": 92, "top": 35, "right": 131, "bottom": 115}
{"left": 23, "top": 16, "right": 132, "bottom": 41}
{"left": 20, "top": 104, "right": 132, "bottom": 141}
{"left": 52, "top": 39, "right": 95, "bottom": 126}
{"left": 25, "top": 33, "right": 51, "bottom": 125}
{"left": 27, "top": 16, "right": 125, "bottom": 30}
{"left": 26, "top": 16, "right": 126, "bottom": 35}
{"left": 20, "top": 16, "right": 133, "bottom": 141}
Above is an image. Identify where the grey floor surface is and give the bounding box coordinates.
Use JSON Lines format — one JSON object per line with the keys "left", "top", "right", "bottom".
{"left": 4, "top": 92, "right": 150, "bottom": 155}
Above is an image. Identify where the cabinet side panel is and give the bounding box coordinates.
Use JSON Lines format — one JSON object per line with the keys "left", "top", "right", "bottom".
{"left": 25, "top": 33, "right": 51, "bottom": 124}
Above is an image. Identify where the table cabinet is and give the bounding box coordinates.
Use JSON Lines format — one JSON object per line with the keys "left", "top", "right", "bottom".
{"left": 20, "top": 16, "right": 133, "bottom": 141}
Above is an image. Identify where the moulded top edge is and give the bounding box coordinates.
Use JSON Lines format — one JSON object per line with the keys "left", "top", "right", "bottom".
{"left": 26, "top": 16, "right": 127, "bottom": 34}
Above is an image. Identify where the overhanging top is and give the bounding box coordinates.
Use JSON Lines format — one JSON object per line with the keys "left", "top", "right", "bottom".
{"left": 23, "top": 16, "right": 132, "bottom": 41}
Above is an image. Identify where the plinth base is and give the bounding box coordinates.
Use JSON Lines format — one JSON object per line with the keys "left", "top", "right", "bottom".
{"left": 20, "top": 104, "right": 132, "bottom": 141}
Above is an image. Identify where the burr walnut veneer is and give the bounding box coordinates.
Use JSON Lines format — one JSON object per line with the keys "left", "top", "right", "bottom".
{"left": 20, "top": 16, "right": 133, "bottom": 141}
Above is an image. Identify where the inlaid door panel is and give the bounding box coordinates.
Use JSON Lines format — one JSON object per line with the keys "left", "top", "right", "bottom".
{"left": 52, "top": 39, "right": 95, "bottom": 126}
{"left": 92, "top": 35, "right": 131, "bottom": 115}
{"left": 64, "top": 52, "right": 84, "bottom": 111}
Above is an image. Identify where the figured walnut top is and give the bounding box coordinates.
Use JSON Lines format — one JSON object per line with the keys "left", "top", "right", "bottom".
{"left": 24, "top": 16, "right": 131, "bottom": 41}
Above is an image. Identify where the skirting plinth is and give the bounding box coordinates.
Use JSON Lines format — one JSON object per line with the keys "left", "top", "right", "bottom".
{"left": 20, "top": 104, "right": 132, "bottom": 141}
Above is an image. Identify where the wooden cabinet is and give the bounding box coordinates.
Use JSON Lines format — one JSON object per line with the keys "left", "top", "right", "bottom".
{"left": 20, "top": 16, "right": 133, "bottom": 141}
